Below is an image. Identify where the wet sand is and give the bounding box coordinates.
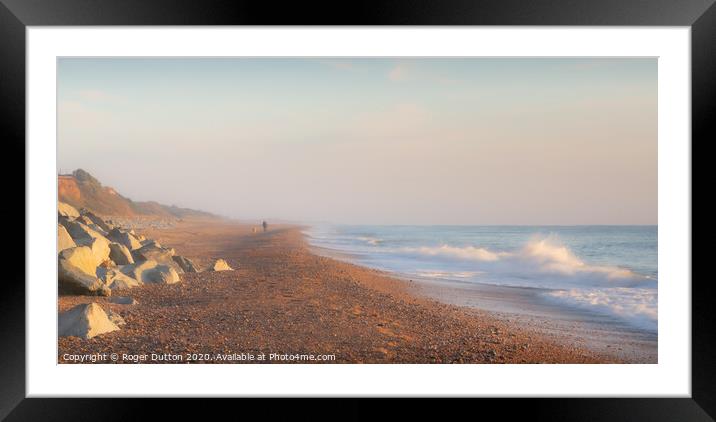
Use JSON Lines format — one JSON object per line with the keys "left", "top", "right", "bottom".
{"left": 58, "top": 219, "right": 639, "bottom": 364}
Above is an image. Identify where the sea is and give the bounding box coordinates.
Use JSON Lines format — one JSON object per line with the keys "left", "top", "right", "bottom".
{"left": 304, "top": 225, "right": 657, "bottom": 333}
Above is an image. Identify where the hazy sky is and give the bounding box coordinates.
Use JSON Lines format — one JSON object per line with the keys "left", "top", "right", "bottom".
{"left": 58, "top": 58, "right": 657, "bottom": 225}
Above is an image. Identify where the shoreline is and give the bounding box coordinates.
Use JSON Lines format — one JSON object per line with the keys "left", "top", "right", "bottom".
{"left": 59, "top": 219, "right": 650, "bottom": 363}
{"left": 404, "top": 277, "right": 657, "bottom": 362}
{"left": 307, "top": 232, "right": 657, "bottom": 363}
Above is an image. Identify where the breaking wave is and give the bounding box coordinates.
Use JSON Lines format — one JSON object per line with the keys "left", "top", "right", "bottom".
{"left": 400, "top": 236, "right": 649, "bottom": 288}
{"left": 305, "top": 225, "right": 657, "bottom": 332}
{"left": 358, "top": 236, "right": 383, "bottom": 246}
{"left": 405, "top": 245, "right": 506, "bottom": 262}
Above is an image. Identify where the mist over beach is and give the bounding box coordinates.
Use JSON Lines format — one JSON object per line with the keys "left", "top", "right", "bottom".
{"left": 57, "top": 58, "right": 657, "bottom": 363}
{"left": 58, "top": 58, "right": 656, "bottom": 225}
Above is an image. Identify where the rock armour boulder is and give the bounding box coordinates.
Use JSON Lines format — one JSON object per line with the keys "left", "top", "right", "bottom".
{"left": 211, "top": 259, "right": 233, "bottom": 271}
{"left": 58, "top": 247, "right": 111, "bottom": 296}
{"left": 58, "top": 224, "right": 76, "bottom": 252}
{"left": 172, "top": 255, "right": 199, "bottom": 273}
{"left": 107, "top": 228, "right": 143, "bottom": 250}
{"left": 58, "top": 201, "right": 80, "bottom": 218}
{"left": 58, "top": 303, "right": 119, "bottom": 339}
{"left": 82, "top": 210, "right": 112, "bottom": 233}
{"left": 108, "top": 242, "right": 134, "bottom": 265}
{"left": 120, "top": 260, "right": 180, "bottom": 284}
{"left": 98, "top": 267, "right": 143, "bottom": 290}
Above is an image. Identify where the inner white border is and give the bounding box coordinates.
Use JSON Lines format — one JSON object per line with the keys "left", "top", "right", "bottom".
{"left": 27, "top": 27, "right": 691, "bottom": 397}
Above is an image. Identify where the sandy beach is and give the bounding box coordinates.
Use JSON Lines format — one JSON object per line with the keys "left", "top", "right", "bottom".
{"left": 58, "top": 219, "right": 639, "bottom": 364}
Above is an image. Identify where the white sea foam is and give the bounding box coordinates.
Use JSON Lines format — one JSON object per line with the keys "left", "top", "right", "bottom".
{"left": 309, "top": 227, "right": 651, "bottom": 288}
{"left": 405, "top": 245, "right": 507, "bottom": 262}
{"left": 358, "top": 236, "right": 383, "bottom": 245}
{"left": 415, "top": 270, "right": 480, "bottom": 280}
{"left": 400, "top": 236, "right": 646, "bottom": 288}
{"left": 546, "top": 287, "right": 658, "bottom": 332}
{"left": 409, "top": 240, "right": 657, "bottom": 331}
{"left": 519, "top": 237, "right": 641, "bottom": 282}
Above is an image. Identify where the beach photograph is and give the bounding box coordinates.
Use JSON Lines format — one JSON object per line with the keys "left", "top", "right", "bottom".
{"left": 57, "top": 57, "right": 657, "bottom": 364}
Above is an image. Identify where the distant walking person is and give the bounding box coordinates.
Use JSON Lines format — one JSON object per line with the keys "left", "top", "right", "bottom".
{"left": 262, "top": 220, "right": 268, "bottom": 232}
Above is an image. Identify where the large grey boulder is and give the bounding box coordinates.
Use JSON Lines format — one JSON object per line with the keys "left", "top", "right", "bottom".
{"left": 61, "top": 219, "right": 111, "bottom": 247}
{"left": 61, "top": 220, "right": 113, "bottom": 267}
{"left": 132, "top": 243, "right": 173, "bottom": 260}
{"left": 84, "top": 237, "right": 111, "bottom": 267}
{"left": 97, "top": 267, "right": 143, "bottom": 290}
{"left": 150, "top": 264, "right": 181, "bottom": 284}
{"left": 210, "top": 259, "right": 233, "bottom": 271}
{"left": 82, "top": 210, "right": 112, "bottom": 233}
{"left": 59, "top": 246, "right": 98, "bottom": 276}
{"left": 120, "top": 260, "right": 180, "bottom": 284}
{"left": 107, "top": 228, "right": 143, "bottom": 250}
{"left": 58, "top": 247, "right": 111, "bottom": 296}
{"left": 108, "top": 242, "right": 134, "bottom": 265}
{"left": 58, "top": 201, "right": 80, "bottom": 218}
{"left": 106, "top": 309, "right": 126, "bottom": 326}
{"left": 58, "top": 303, "right": 119, "bottom": 339}
{"left": 118, "top": 262, "right": 145, "bottom": 281}
{"left": 87, "top": 224, "right": 108, "bottom": 236}
{"left": 132, "top": 243, "right": 183, "bottom": 273}
{"left": 77, "top": 215, "right": 95, "bottom": 226}
{"left": 172, "top": 255, "right": 199, "bottom": 273}
{"left": 140, "top": 239, "right": 162, "bottom": 248}
{"left": 58, "top": 224, "right": 76, "bottom": 252}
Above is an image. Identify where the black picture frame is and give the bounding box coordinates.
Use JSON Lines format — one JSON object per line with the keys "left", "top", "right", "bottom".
{"left": 0, "top": 0, "right": 708, "bottom": 420}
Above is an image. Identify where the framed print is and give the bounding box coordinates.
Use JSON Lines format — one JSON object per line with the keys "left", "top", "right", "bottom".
{"left": 1, "top": 0, "right": 709, "bottom": 420}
